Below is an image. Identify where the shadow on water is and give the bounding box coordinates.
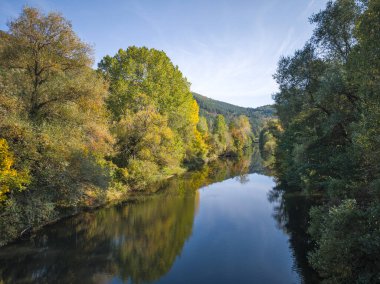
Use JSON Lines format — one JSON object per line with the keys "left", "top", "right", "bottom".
{"left": 268, "top": 185, "right": 322, "bottom": 283}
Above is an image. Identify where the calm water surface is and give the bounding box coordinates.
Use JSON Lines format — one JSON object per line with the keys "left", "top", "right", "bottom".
{"left": 0, "top": 155, "right": 318, "bottom": 283}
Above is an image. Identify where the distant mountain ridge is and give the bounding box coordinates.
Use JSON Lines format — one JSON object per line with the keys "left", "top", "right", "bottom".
{"left": 192, "top": 92, "right": 275, "bottom": 135}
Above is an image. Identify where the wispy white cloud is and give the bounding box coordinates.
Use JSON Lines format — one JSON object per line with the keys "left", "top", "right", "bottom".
{"left": 160, "top": 1, "right": 329, "bottom": 107}
{"left": 164, "top": 26, "right": 281, "bottom": 107}
{"left": 300, "top": 0, "right": 317, "bottom": 19}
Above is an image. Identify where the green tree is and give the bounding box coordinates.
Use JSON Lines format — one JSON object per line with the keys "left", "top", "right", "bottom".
{"left": 272, "top": 0, "right": 380, "bottom": 282}
{"left": 113, "top": 103, "right": 184, "bottom": 188}
{"left": 229, "top": 115, "right": 253, "bottom": 154}
{"left": 98, "top": 46, "right": 206, "bottom": 163}
{"left": 259, "top": 119, "right": 282, "bottom": 169}
{"left": 197, "top": 116, "right": 209, "bottom": 137}
{"left": 210, "top": 114, "right": 230, "bottom": 155}
{"left": 0, "top": 7, "right": 102, "bottom": 121}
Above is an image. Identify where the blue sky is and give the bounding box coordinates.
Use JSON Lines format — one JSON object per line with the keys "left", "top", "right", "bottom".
{"left": 0, "top": 0, "right": 328, "bottom": 107}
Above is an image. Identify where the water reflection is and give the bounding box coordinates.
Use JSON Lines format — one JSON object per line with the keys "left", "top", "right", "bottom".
{"left": 268, "top": 186, "right": 322, "bottom": 283}
{"left": 0, "top": 192, "right": 197, "bottom": 284}
{"left": 0, "top": 154, "right": 255, "bottom": 284}
{"left": 0, "top": 149, "right": 318, "bottom": 284}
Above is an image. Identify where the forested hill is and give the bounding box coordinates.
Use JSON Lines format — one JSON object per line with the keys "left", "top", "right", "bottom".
{"left": 192, "top": 92, "right": 275, "bottom": 135}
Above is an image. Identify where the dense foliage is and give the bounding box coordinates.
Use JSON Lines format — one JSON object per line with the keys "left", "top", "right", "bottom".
{"left": 0, "top": 139, "right": 30, "bottom": 202}
{"left": 192, "top": 92, "right": 274, "bottom": 136}
{"left": 259, "top": 119, "right": 282, "bottom": 170}
{"left": 270, "top": 0, "right": 380, "bottom": 282}
{"left": 0, "top": 7, "right": 114, "bottom": 246}
{"left": 203, "top": 114, "right": 255, "bottom": 159}
{"left": 98, "top": 47, "right": 208, "bottom": 168}
{"left": 0, "top": 7, "right": 257, "bottom": 246}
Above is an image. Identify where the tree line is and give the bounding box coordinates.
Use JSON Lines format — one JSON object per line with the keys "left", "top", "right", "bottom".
{"left": 0, "top": 7, "right": 254, "bottom": 246}
{"left": 193, "top": 92, "right": 275, "bottom": 136}
{"left": 264, "top": 0, "right": 380, "bottom": 282}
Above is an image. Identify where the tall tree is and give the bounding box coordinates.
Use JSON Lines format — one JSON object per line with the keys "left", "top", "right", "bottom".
{"left": 98, "top": 47, "right": 206, "bottom": 163}
{"left": 0, "top": 7, "right": 105, "bottom": 121}
{"left": 310, "top": 0, "right": 362, "bottom": 62}
{"left": 0, "top": 7, "right": 113, "bottom": 245}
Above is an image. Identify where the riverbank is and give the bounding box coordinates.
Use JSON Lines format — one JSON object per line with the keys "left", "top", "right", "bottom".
{"left": 0, "top": 169, "right": 182, "bottom": 247}
{"left": 0, "top": 151, "right": 258, "bottom": 248}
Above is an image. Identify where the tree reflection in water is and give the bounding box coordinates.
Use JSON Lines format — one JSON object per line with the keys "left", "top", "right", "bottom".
{"left": 268, "top": 185, "right": 322, "bottom": 284}
{"left": 0, "top": 153, "right": 254, "bottom": 284}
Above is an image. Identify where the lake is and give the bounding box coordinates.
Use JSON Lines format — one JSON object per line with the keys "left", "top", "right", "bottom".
{"left": 0, "top": 153, "right": 319, "bottom": 283}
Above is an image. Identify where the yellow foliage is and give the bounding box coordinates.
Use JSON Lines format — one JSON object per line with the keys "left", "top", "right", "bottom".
{"left": 0, "top": 139, "right": 30, "bottom": 201}
{"left": 189, "top": 99, "right": 200, "bottom": 126}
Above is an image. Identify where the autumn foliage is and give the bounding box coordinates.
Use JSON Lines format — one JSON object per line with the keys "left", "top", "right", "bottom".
{"left": 0, "top": 7, "right": 255, "bottom": 246}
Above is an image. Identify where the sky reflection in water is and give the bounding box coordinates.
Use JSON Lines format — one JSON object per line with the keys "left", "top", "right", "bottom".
{"left": 0, "top": 155, "right": 309, "bottom": 284}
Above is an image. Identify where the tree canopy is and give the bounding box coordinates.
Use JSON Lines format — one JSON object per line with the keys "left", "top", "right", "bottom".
{"left": 98, "top": 47, "right": 207, "bottom": 164}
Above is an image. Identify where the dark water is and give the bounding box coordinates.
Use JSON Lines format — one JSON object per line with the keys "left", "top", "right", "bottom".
{"left": 0, "top": 153, "right": 318, "bottom": 283}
